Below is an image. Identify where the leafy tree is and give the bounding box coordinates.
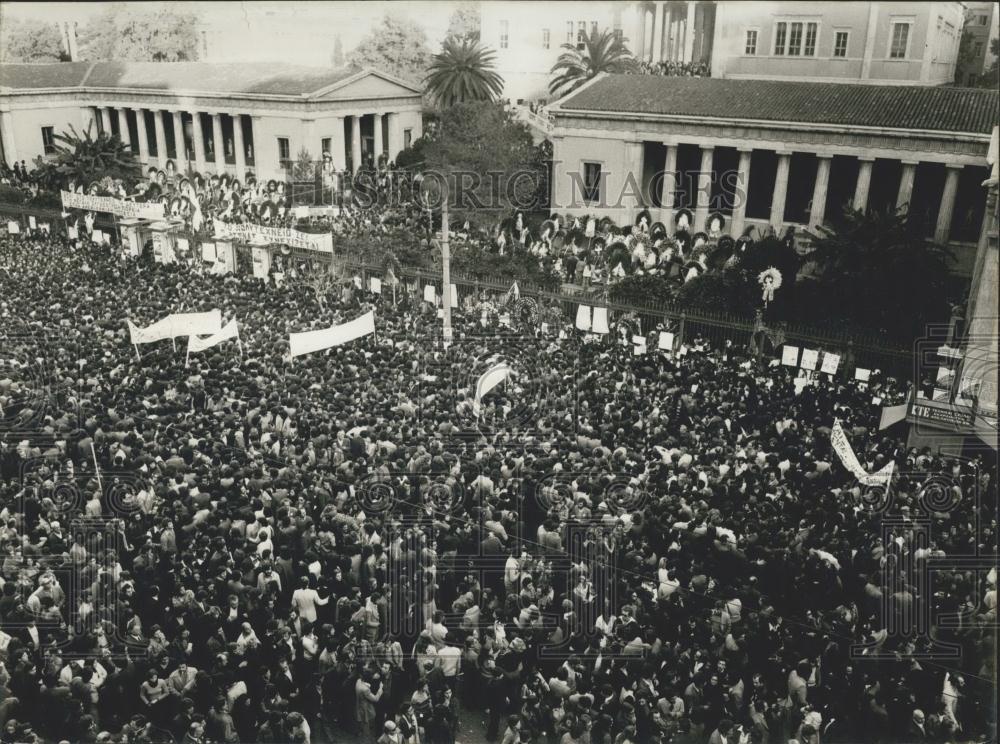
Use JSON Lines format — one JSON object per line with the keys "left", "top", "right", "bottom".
{"left": 800, "top": 208, "right": 957, "bottom": 339}
{"left": 79, "top": 4, "right": 200, "bottom": 61}
{"left": 425, "top": 38, "right": 504, "bottom": 108}
{"left": 446, "top": 2, "right": 481, "bottom": 43}
{"left": 350, "top": 14, "right": 432, "bottom": 86}
{"left": 0, "top": 18, "right": 68, "bottom": 62}
{"left": 549, "top": 28, "right": 636, "bottom": 97}
{"left": 422, "top": 101, "right": 541, "bottom": 229}
{"left": 31, "top": 122, "right": 142, "bottom": 191}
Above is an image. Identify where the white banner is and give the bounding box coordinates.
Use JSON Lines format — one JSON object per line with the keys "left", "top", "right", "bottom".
{"left": 575, "top": 304, "right": 591, "bottom": 331}
{"left": 128, "top": 310, "right": 223, "bottom": 345}
{"left": 782, "top": 345, "right": 799, "bottom": 366}
{"left": 251, "top": 247, "right": 271, "bottom": 279}
{"left": 187, "top": 319, "right": 240, "bottom": 354}
{"left": 61, "top": 190, "right": 164, "bottom": 220}
{"left": 289, "top": 311, "right": 375, "bottom": 358}
{"left": 830, "top": 420, "right": 895, "bottom": 487}
{"left": 800, "top": 348, "right": 819, "bottom": 371}
{"left": 201, "top": 242, "right": 217, "bottom": 262}
{"left": 424, "top": 285, "right": 436, "bottom": 304}
{"left": 592, "top": 307, "right": 609, "bottom": 335}
{"left": 212, "top": 219, "right": 333, "bottom": 253}
{"left": 821, "top": 352, "right": 841, "bottom": 376}
{"left": 473, "top": 362, "right": 513, "bottom": 415}
{"left": 658, "top": 331, "right": 674, "bottom": 351}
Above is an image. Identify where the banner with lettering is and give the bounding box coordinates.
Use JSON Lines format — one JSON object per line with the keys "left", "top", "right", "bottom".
{"left": 61, "top": 191, "right": 165, "bottom": 220}
{"left": 830, "top": 420, "right": 895, "bottom": 487}
{"left": 212, "top": 219, "right": 333, "bottom": 253}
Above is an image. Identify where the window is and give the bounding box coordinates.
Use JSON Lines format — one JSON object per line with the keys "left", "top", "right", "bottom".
{"left": 321, "top": 137, "right": 331, "bottom": 155}
{"left": 577, "top": 20, "right": 586, "bottom": 45}
{"left": 889, "top": 21, "right": 910, "bottom": 58}
{"left": 774, "top": 22, "right": 787, "bottom": 54}
{"left": 41, "top": 126, "right": 55, "bottom": 155}
{"left": 973, "top": 41, "right": 984, "bottom": 57}
{"left": 788, "top": 22, "right": 802, "bottom": 55}
{"left": 566, "top": 21, "right": 574, "bottom": 43}
{"left": 582, "top": 162, "right": 601, "bottom": 203}
{"left": 403, "top": 128, "right": 412, "bottom": 150}
{"left": 978, "top": 14, "right": 989, "bottom": 25}
{"left": 804, "top": 22, "right": 818, "bottom": 56}
{"left": 277, "top": 137, "right": 290, "bottom": 162}
{"left": 499, "top": 20, "right": 509, "bottom": 49}
{"left": 591, "top": 21, "right": 598, "bottom": 38}
{"left": 542, "top": 28, "right": 550, "bottom": 49}
{"left": 833, "top": 31, "right": 849, "bottom": 57}
{"left": 745, "top": 29, "right": 758, "bottom": 55}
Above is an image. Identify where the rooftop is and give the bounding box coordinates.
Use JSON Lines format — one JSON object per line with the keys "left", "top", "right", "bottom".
{"left": 555, "top": 74, "right": 999, "bottom": 135}
{"left": 0, "top": 61, "right": 421, "bottom": 98}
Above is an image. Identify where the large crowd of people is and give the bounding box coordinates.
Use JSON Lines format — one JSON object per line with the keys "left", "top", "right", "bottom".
{"left": 0, "top": 217, "right": 995, "bottom": 744}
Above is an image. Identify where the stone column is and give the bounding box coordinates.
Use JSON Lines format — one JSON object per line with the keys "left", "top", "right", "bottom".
{"left": 809, "top": 155, "right": 832, "bottom": 228}
{"left": 332, "top": 116, "right": 347, "bottom": 171}
{"left": 770, "top": 152, "right": 791, "bottom": 229}
{"left": 153, "top": 110, "right": 167, "bottom": 164}
{"left": 652, "top": 2, "right": 665, "bottom": 63}
{"left": 853, "top": 156, "right": 874, "bottom": 212}
{"left": 660, "top": 143, "right": 678, "bottom": 232}
{"left": 896, "top": 160, "right": 917, "bottom": 214}
{"left": 693, "top": 145, "right": 715, "bottom": 232}
{"left": 351, "top": 115, "right": 362, "bottom": 171}
{"left": 386, "top": 113, "right": 401, "bottom": 163}
{"left": 100, "top": 107, "right": 113, "bottom": 135}
{"left": 133, "top": 108, "right": 149, "bottom": 162}
{"left": 116, "top": 108, "right": 131, "bottom": 148}
{"left": 636, "top": 6, "right": 647, "bottom": 60}
{"left": 624, "top": 140, "right": 645, "bottom": 222}
{"left": 191, "top": 112, "right": 207, "bottom": 170}
{"left": 211, "top": 113, "right": 225, "bottom": 171}
{"left": 731, "top": 147, "right": 753, "bottom": 236}
{"left": 172, "top": 112, "right": 185, "bottom": 164}
{"left": 934, "top": 164, "right": 962, "bottom": 244}
{"left": 372, "top": 113, "right": 384, "bottom": 164}
{"left": 0, "top": 109, "right": 18, "bottom": 164}
{"left": 683, "top": 1, "right": 697, "bottom": 63}
{"left": 232, "top": 114, "right": 246, "bottom": 177}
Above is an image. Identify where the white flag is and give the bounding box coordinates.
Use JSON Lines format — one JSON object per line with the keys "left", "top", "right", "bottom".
{"left": 289, "top": 311, "right": 375, "bottom": 358}
{"left": 473, "top": 362, "right": 514, "bottom": 415}
{"left": 187, "top": 319, "right": 240, "bottom": 354}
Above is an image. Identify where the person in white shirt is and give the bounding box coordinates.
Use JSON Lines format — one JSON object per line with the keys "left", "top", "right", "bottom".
{"left": 291, "top": 576, "right": 329, "bottom": 624}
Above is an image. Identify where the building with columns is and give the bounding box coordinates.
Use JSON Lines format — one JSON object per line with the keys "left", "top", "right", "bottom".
{"left": 711, "top": 1, "right": 965, "bottom": 85}
{"left": 549, "top": 73, "right": 998, "bottom": 274}
{"left": 0, "top": 61, "right": 424, "bottom": 182}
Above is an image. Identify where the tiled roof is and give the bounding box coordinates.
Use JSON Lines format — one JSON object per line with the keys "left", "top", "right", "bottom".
{"left": 0, "top": 61, "right": 394, "bottom": 98}
{"left": 556, "top": 74, "right": 999, "bottom": 135}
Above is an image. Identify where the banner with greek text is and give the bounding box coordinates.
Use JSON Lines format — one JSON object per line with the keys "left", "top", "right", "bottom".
{"left": 289, "top": 311, "right": 375, "bottom": 358}
{"left": 128, "top": 310, "right": 223, "bottom": 345}
{"left": 830, "top": 420, "right": 895, "bottom": 487}
{"left": 61, "top": 191, "right": 165, "bottom": 220}
{"left": 212, "top": 219, "right": 333, "bottom": 253}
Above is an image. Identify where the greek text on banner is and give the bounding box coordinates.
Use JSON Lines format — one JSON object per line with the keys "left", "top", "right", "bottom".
{"left": 62, "top": 191, "right": 165, "bottom": 220}
{"left": 213, "top": 219, "right": 333, "bottom": 253}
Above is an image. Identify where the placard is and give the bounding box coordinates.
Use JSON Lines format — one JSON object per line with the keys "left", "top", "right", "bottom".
{"left": 800, "top": 348, "right": 819, "bottom": 371}
{"left": 854, "top": 367, "right": 871, "bottom": 382}
{"left": 92, "top": 229, "right": 105, "bottom": 244}
{"left": 201, "top": 242, "right": 217, "bottom": 262}
{"left": 6, "top": 221, "right": 20, "bottom": 234}
{"left": 28, "top": 216, "right": 36, "bottom": 229}
{"left": 423, "top": 284, "right": 436, "bottom": 304}
{"left": 592, "top": 307, "right": 609, "bottom": 334}
{"left": 658, "top": 331, "right": 675, "bottom": 351}
{"left": 67, "top": 226, "right": 78, "bottom": 240}
{"left": 370, "top": 277, "right": 382, "bottom": 294}
{"left": 820, "top": 352, "right": 841, "bottom": 376}
{"left": 781, "top": 345, "right": 799, "bottom": 366}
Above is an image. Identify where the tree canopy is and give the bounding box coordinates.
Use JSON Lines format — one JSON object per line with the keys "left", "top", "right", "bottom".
{"left": 79, "top": 4, "right": 200, "bottom": 61}
{"left": 349, "top": 14, "right": 433, "bottom": 86}
{"left": 549, "top": 28, "right": 636, "bottom": 96}
{"left": 425, "top": 38, "right": 504, "bottom": 108}
{"left": 422, "top": 101, "right": 543, "bottom": 229}
{"left": 31, "top": 122, "right": 142, "bottom": 192}
{"left": 0, "top": 18, "right": 67, "bottom": 62}
{"left": 446, "top": 2, "right": 481, "bottom": 43}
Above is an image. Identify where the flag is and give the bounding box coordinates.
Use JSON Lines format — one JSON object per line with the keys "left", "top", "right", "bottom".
{"left": 289, "top": 311, "right": 375, "bottom": 358}
{"left": 501, "top": 281, "right": 520, "bottom": 306}
{"left": 879, "top": 403, "right": 908, "bottom": 430}
{"left": 187, "top": 319, "right": 240, "bottom": 355}
{"left": 473, "top": 362, "right": 514, "bottom": 415}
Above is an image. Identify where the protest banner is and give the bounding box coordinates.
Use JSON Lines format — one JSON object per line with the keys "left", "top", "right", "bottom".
{"left": 212, "top": 219, "right": 333, "bottom": 253}
{"left": 61, "top": 190, "right": 165, "bottom": 220}
{"left": 289, "top": 311, "right": 375, "bottom": 358}
{"left": 830, "top": 420, "right": 895, "bottom": 487}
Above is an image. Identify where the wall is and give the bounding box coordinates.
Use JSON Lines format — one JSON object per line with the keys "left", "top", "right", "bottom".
{"left": 552, "top": 134, "right": 631, "bottom": 221}
{"left": 712, "top": 0, "right": 964, "bottom": 84}
{"left": 4, "top": 104, "right": 91, "bottom": 165}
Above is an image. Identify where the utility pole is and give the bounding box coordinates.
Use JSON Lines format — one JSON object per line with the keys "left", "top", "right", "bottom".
{"left": 441, "top": 174, "right": 452, "bottom": 344}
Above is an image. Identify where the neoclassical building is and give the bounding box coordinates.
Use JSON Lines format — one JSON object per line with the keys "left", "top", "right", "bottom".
{"left": 549, "top": 73, "right": 998, "bottom": 273}
{"left": 0, "top": 61, "right": 424, "bottom": 181}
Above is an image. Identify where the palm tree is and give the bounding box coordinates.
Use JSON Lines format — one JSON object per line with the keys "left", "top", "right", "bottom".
{"left": 549, "top": 28, "right": 636, "bottom": 97}
{"left": 32, "top": 122, "right": 141, "bottom": 192}
{"left": 425, "top": 37, "right": 505, "bottom": 108}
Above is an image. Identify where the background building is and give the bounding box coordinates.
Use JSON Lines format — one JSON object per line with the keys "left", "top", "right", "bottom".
{"left": 549, "top": 73, "right": 996, "bottom": 275}
{"left": 956, "top": 1, "right": 999, "bottom": 86}
{"left": 0, "top": 61, "right": 423, "bottom": 180}
{"left": 710, "top": 1, "right": 965, "bottom": 85}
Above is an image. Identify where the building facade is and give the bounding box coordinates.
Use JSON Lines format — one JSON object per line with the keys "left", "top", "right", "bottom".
{"left": 549, "top": 73, "right": 997, "bottom": 275}
{"left": 956, "top": 1, "right": 999, "bottom": 87}
{"left": 711, "top": 1, "right": 965, "bottom": 85}
{"left": 0, "top": 61, "right": 424, "bottom": 182}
